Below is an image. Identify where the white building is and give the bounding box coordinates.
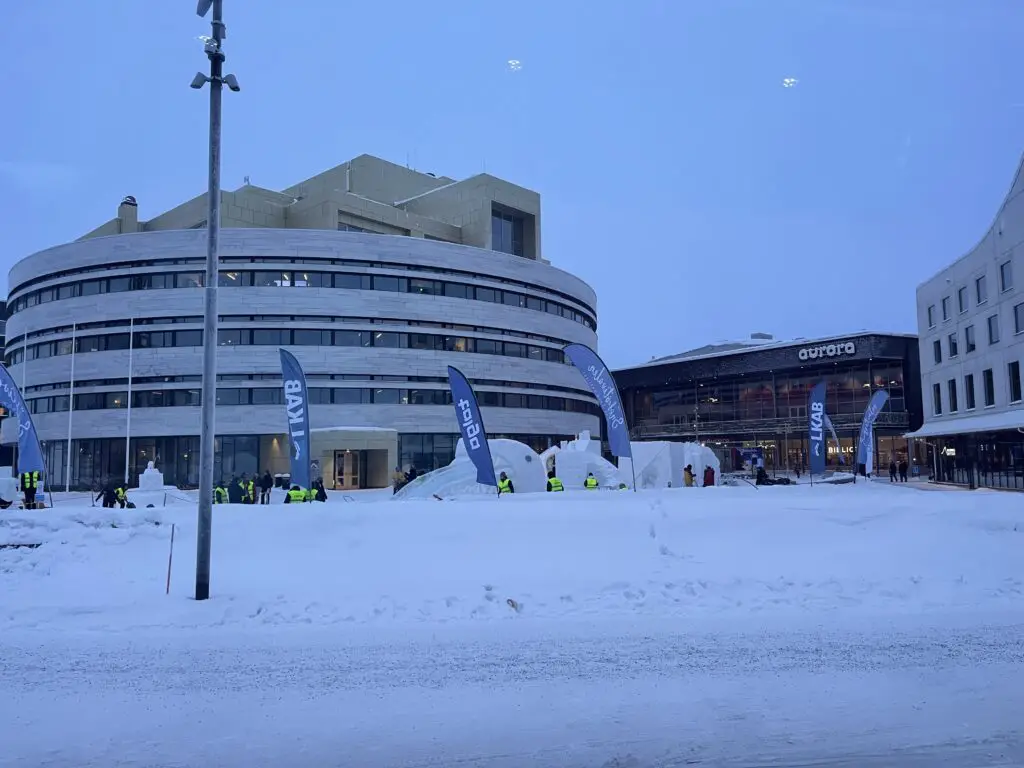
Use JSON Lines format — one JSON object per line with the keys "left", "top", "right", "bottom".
{"left": 2, "top": 155, "right": 601, "bottom": 489}
{"left": 908, "top": 154, "right": 1024, "bottom": 489}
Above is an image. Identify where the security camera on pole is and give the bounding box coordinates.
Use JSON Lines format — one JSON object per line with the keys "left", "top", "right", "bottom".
{"left": 191, "top": 0, "right": 240, "bottom": 601}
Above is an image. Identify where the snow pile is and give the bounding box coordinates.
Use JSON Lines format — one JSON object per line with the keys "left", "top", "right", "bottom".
{"left": 2, "top": 483, "right": 1022, "bottom": 633}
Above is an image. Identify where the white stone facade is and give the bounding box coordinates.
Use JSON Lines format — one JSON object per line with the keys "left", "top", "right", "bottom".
{"left": 2, "top": 229, "right": 600, "bottom": 461}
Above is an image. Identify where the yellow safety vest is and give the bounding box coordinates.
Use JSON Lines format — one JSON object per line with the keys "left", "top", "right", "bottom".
{"left": 585, "top": 477, "right": 599, "bottom": 489}
{"left": 213, "top": 486, "right": 228, "bottom": 504}
{"left": 287, "top": 488, "right": 306, "bottom": 503}
{"left": 21, "top": 471, "right": 39, "bottom": 489}
{"left": 548, "top": 477, "right": 564, "bottom": 492}
{"left": 498, "top": 478, "right": 512, "bottom": 493}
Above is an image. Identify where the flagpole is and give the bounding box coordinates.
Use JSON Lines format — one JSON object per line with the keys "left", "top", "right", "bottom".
{"left": 65, "top": 323, "right": 77, "bottom": 493}
{"left": 124, "top": 317, "right": 134, "bottom": 485}
{"left": 14, "top": 328, "right": 28, "bottom": 473}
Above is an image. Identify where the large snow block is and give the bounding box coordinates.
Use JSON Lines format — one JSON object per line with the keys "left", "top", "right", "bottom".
{"left": 619, "top": 441, "right": 721, "bottom": 488}
{"left": 550, "top": 449, "right": 622, "bottom": 490}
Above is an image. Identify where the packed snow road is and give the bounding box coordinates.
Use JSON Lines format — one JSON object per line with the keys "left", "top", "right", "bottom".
{"left": 2, "top": 619, "right": 1022, "bottom": 767}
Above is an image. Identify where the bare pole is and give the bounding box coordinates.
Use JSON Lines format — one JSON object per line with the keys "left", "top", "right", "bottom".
{"left": 192, "top": 0, "right": 239, "bottom": 601}
{"left": 65, "top": 323, "right": 76, "bottom": 493}
{"left": 124, "top": 317, "right": 134, "bottom": 485}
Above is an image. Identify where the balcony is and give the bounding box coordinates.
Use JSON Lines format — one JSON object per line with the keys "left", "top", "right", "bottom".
{"left": 630, "top": 411, "right": 911, "bottom": 440}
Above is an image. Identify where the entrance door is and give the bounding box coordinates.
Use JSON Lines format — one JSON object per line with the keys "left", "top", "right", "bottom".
{"left": 333, "top": 450, "right": 363, "bottom": 490}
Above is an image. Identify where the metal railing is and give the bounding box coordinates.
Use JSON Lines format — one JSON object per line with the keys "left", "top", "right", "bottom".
{"left": 631, "top": 411, "right": 910, "bottom": 439}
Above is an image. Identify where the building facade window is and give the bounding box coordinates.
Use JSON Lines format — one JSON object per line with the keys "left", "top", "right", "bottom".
{"left": 958, "top": 286, "right": 968, "bottom": 314}
{"left": 12, "top": 326, "right": 571, "bottom": 367}
{"left": 8, "top": 265, "right": 596, "bottom": 331}
{"left": 1010, "top": 361, "right": 1022, "bottom": 404}
{"left": 933, "top": 339, "right": 942, "bottom": 364}
{"left": 927, "top": 305, "right": 936, "bottom": 328}
{"left": 964, "top": 373, "right": 976, "bottom": 410}
{"left": 491, "top": 209, "right": 525, "bottom": 257}
{"left": 1015, "top": 302, "right": 1024, "bottom": 335}
{"left": 932, "top": 382, "right": 942, "bottom": 415}
{"left": 965, "top": 325, "right": 976, "bottom": 353}
{"left": 988, "top": 314, "right": 1001, "bottom": 345}
{"left": 977, "top": 274, "right": 988, "bottom": 304}
{"left": 948, "top": 333, "right": 958, "bottom": 358}
{"left": 1000, "top": 259, "right": 1014, "bottom": 293}
{"left": 983, "top": 368, "right": 996, "bottom": 407}
{"left": 941, "top": 296, "right": 951, "bottom": 321}
{"left": 947, "top": 379, "right": 958, "bottom": 412}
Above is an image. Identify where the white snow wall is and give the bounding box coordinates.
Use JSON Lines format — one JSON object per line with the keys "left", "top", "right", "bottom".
{"left": 618, "top": 441, "right": 721, "bottom": 489}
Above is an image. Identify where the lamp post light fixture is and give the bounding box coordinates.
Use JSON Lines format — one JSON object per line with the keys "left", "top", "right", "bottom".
{"left": 191, "top": 0, "right": 240, "bottom": 601}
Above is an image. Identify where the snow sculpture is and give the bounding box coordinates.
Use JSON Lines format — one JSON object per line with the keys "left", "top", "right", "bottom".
{"left": 618, "top": 441, "right": 721, "bottom": 489}
{"left": 394, "top": 438, "right": 549, "bottom": 499}
{"left": 545, "top": 431, "right": 625, "bottom": 490}
{"left": 0, "top": 465, "right": 17, "bottom": 503}
{"left": 394, "top": 431, "right": 638, "bottom": 499}
{"left": 137, "top": 460, "right": 165, "bottom": 491}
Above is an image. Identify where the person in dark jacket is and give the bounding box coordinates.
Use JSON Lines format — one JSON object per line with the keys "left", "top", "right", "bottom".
{"left": 227, "top": 476, "right": 243, "bottom": 504}
{"left": 889, "top": 460, "right": 898, "bottom": 483}
{"left": 898, "top": 458, "right": 909, "bottom": 482}
{"left": 95, "top": 483, "right": 117, "bottom": 509}
{"left": 313, "top": 477, "right": 327, "bottom": 502}
{"left": 260, "top": 471, "right": 274, "bottom": 504}
{"left": 703, "top": 465, "right": 715, "bottom": 487}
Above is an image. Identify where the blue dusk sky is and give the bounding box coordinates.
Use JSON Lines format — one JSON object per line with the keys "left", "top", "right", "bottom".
{"left": 1, "top": 0, "right": 1022, "bottom": 369}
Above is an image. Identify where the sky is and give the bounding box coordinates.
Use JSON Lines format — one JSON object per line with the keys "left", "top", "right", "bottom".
{"left": 1, "top": 0, "right": 1023, "bottom": 369}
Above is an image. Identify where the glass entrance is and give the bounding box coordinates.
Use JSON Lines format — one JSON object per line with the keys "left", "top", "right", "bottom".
{"left": 333, "top": 450, "right": 365, "bottom": 490}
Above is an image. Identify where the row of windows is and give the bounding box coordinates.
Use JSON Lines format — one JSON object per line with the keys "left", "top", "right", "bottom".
{"left": 931, "top": 361, "right": 1023, "bottom": 416}
{"left": 9, "top": 266, "right": 595, "bottom": 329}
{"left": 5, "top": 328, "right": 571, "bottom": 366}
{"left": 23, "top": 373, "right": 593, "bottom": 399}
{"left": 38, "top": 431, "right": 578, "bottom": 490}
{"left": 10, "top": 314, "right": 572, "bottom": 351}
{"left": 26, "top": 387, "right": 601, "bottom": 416}
{"left": 930, "top": 302, "right": 1024, "bottom": 364}
{"left": 926, "top": 261, "right": 1015, "bottom": 328}
{"left": 631, "top": 366, "right": 908, "bottom": 424}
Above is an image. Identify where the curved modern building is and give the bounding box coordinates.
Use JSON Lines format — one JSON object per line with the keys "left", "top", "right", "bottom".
{"left": 909, "top": 152, "right": 1024, "bottom": 490}
{"left": 2, "top": 155, "right": 601, "bottom": 489}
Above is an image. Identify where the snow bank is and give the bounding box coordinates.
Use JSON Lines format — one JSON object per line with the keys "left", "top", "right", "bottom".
{"left": 2, "top": 483, "right": 1022, "bottom": 634}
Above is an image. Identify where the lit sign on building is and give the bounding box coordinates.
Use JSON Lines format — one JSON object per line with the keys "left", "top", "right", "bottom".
{"left": 798, "top": 341, "right": 857, "bottom": 362}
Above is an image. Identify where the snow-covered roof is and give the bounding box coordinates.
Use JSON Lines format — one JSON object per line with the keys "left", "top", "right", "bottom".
{"left": 905, "top": 409, "right": 1024, "bottom": 439}
{"left": 621, "top": 331, "right": 918, "bottom": 371}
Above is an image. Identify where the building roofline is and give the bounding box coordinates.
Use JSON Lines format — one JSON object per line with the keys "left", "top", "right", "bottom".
{"left": 616, "top": 330, "right": 918, "bottom": 372}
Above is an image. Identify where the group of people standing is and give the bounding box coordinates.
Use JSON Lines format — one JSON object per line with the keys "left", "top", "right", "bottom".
{"left": 888, "top": 457, "right": 910, "bottom": 483}
{"left": 683, "top": 464, "right": 716, "bottom": 487}
{"left": 497, "top": 469, "right": 627, "bottom": 494}
{"left": 214, "top": 471, "right": 328, "bottom": 504}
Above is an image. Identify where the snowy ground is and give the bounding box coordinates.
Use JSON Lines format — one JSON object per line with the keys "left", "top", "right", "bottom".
{"left": 2, "top": 483, "right": 1022, "bottom": 766}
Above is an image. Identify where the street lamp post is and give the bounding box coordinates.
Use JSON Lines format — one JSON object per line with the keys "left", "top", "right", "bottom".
{"left": 191, "top": 0, "right": 240, "bottom": 601}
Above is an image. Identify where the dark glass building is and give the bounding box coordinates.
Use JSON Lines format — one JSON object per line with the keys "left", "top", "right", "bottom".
{"left": 616, "top": 332, "right": 923, "bottom": 473}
